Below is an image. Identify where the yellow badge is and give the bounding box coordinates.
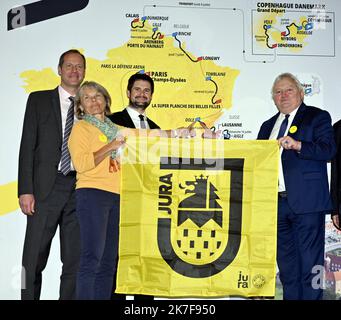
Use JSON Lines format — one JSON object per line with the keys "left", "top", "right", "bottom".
{"left": 289, "top": 126, "right": 297, "bottom": 134}
{"left": 99, "top": 134, "right": 107, "bottom": 143}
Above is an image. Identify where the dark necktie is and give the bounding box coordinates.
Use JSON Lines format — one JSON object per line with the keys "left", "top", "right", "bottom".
{"left": 60, "top": 97, "right": 75, "bottom": 175}
{"left": 276, "top": 114, "right": 290, "bottom": 139}
{"left": 138, "top": 114, "right": 146, "bottom": 129}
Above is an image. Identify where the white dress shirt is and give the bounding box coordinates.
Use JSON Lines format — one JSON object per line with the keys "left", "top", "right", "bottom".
{"left": 269, "top": 107, "right": 299, "bottom": 192}
{"left": 126, "top": 106, "right": 150, "bottom": 129}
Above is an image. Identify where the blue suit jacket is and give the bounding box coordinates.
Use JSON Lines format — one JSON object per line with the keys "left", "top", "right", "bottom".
{"left": 257, "top": 103, "right": 336, "bottom": 214}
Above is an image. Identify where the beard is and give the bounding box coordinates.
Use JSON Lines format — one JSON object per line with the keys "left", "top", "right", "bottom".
{"left": 129, "top": 98, "right": 150, "bottom": 110}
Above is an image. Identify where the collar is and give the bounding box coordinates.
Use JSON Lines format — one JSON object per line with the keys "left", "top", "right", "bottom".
{"left": 279, "top": 104, "right": 299, "bottom": 119}
{"left": 126, "top": 106, "right": 146, "bottom": 120}
{"left": 58, "top": 85, "right": 74, "bottom": 102}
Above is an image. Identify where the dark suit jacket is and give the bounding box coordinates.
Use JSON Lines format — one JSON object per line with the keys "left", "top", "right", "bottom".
{"left": 18, "top": 87, "right": 64, "bottom": 201}
{"left": 257, "top": 102, "right": 335, "bottom": 214}
{"left": 331, "top": 120, "right": 341, "bottom": 219}
{"left": 108, "top": 108, "right": 160, "bottom": 129}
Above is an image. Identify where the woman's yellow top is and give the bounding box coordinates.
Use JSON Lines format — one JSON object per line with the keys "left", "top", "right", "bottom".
{"left": 68, "top": 120, "right": 122, "bottom": 194}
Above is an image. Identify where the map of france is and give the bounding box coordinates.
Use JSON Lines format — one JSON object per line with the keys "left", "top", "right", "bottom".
{"left": 21, "top": 18, "right": 240, "bottom": 129}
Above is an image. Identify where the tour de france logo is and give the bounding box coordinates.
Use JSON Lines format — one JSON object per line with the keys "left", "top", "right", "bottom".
{"left": 157, "top": 157, "right": 244, "bottom": 278}
{"left": 252, "top": 274, "right": 266, "bottom": 289}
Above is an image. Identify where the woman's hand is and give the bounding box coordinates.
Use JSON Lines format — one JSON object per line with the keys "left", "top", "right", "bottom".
{"left": 93, "top": 137, "right": 126, "bottom": 167}
{"left": 109, "top": 158, "right": 121, "bottom": 172}
{"left": 108, "top": 137, "right": 126, "bottom": 151}
{"left": 108, "top": 136, "right": 126, "bottom": 172}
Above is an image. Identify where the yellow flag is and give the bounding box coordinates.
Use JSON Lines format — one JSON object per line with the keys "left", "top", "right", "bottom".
{"left": 117, "top": 137, "right": 278, "bottom": 297}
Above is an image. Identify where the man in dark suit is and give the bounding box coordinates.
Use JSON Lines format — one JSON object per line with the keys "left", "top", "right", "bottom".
{"left": 18, "top": 49, "right": 86, "bottom": 299}
{"left": 109, "top": 73, "right": 158, "bottom": 300}
{"left": 109, "top": 73, "right": 160, "bottom": 130}
{"left": 257, "top": 73, "right": 335, "bottom": 300}
{"left": 331, "top": 121, "right": 341, "bottom": 230}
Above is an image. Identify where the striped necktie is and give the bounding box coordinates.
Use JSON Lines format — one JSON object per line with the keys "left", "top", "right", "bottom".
{"left": 60, "top": 97, "right": 75, "bottom": 175}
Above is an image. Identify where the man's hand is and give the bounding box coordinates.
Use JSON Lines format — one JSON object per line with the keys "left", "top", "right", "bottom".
{"left": 195, "top": 120, "right": 221, "bottom": 139}
{"left": 19, "top": 194, "right": 35, "bottom": 216}
{"left": 202, "top": 129, "right": 221, "bottom": 139}
{"left": 175, "top": 127, "right": 196, "bottom": 138}
{"left": 278, "top": 136, "right": 302, "bottom": 151}
{"left": 171, "top": 122, "right": 196, "bottom": 138}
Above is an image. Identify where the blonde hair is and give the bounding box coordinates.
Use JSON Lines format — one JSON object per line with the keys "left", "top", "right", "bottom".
{"left": 75, "top": 81, "right": 112, "bottom": 119}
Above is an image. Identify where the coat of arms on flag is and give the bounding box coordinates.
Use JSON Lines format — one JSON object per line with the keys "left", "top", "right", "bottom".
{"left": 116, "top": 137, "right": 278, "bottom": 297}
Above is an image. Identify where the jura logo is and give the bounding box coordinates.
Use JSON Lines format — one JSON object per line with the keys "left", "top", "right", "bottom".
{"left": 7, "top": 0, "right": 89, "bottom": 30}
{"left": 178, "top": 174, "right": 223, "bottom": 227}
{"left": 157, "top": 157, "right": 244, "bottom": 278}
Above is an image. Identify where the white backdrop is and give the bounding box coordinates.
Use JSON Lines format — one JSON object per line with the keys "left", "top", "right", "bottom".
{"left": 1, "top": 0, "right": 341, "bottom": 299}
